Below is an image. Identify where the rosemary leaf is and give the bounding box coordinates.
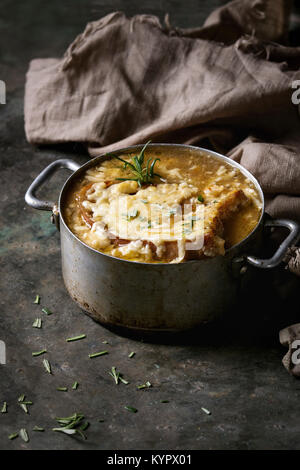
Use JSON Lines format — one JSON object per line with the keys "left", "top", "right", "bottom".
{"left": 18, "top": 394, "right": 25, "bottom": 402}
{"left": 124, "top": 406, "right": 137, "bottom": 413}
{"left": 119, "top": 377, "right": 130, "bottom": 385}
{"left": 32, "top": 349, "right": 47, "bottom": 357}
{"left": 33, "top": 294, "right": 40, "bottom": 304}
{"left": 88, "top": 351, "right": 108, "bottom": 359}
{"left": 43, "top": 359, "right": 52, "bottom": 374}
{"left": 8, "top": 432, "right": 18, "bottom": 440}
{"left": 80, "top": 421, "right": 89, "bottom": 431}
{"left": 52, "top": 427, "right": 76, "bottom": 435}
{"left": 19, "top": 428, "right": 29, "bottom": 443}
{"left": 33, "top": 426, "right": 44, "bottom": 432}
{"left": 1, "top": 402, "right": 7, "bottom": 413}
{"left": 197, "top": 195, "right": 204, "bottom": 203}
{"left": 137, "top": 381, "right": 152, "bottom": 390}
{"left": 57, "top": 387, "right": 68, "bottom": 392}
{"left": 109, "top": 366, "right": 119, "bottom": 384}
{"left": 66, "top": 334, "right": 86, "bottom": 342}
{"left": 128, "top": 351, "right": 135, "bottom": 358}
{"left": 201, "top": 407, "right": 211, "bottom": 415}
{"left": 20, "top": 403, "right": 28, "bottom": 414}
{"left": 42, "top": 307, "right": 52, "bottom": 315}
{"left": 72, "top": 381, "right": 79, "bottom": 390}
{"left": 32, "top": 318, "right": 42, "bottom": 329}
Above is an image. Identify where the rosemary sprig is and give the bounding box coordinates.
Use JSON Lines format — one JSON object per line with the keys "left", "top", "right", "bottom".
{"left": 114, "top": 141, "right": 161, "bottom": 187}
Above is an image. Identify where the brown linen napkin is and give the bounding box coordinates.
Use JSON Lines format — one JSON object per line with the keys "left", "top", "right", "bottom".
{"left": 24, "top": 0, "right": 300, "bottom": 223}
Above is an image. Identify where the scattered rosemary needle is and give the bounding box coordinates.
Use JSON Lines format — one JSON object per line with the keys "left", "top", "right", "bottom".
{"left": 33, "top": 426, "right": 44, "bottom": 432}
{"left": 33, "top": 294, "right": 40, "bottom": 304}
{"left": 9, "top": 432, "right": 18, "bottom": 440}
{"left": 32, "top": 318, "right": 42, "bottom": 329}
{"left": 119, "top": 377, "right": 130, "bottom": 385}
{"left": 20, "top": 403, "right": 28, "bottom": 414}
{"left": 32, "top": 349, "right": 47, "bottom": 357}
{"left": 57, "top": 387, "right": 68, "bottom": 392}
{"left": 66, "top": 334, "right": 86, "bottom": 342}
{"left": 80, "top": 421, "right": 89, "bottom": 431}
{"left": 137, "top": 381, "right": 152, "bottom": 390}
{"left": 1, "top": 402, "right": 7, "bottom": 413}
{"left": 201, "top": 407, "right": 211, "bottom": 415}
{"left": 52, "top": 427, "right": 77, "bottom": 436}
{"left": 109, "top": 367, "right": 119, "bottom": 384}
{"left": 18, "top": 394, "right": 25, "bottom": 402}
{"left": 19, "top": 428, "right": 29, "bottom": 443}
{"left": 42, "top": 307, "right": 52, "bottom": 315}
{"left": 124, "top": 406, "right": 138, "bottom": 413}
{"left": 43, "top": 359, "right": 52, "bottom": 374}
{"left": 128, "top": 352, "right": 135, "bottom": 358}
{"left": 88, "top": 351, "right": 108, "bottom": 359}
{"left": 72, "top": 381, "right": 79, "bottom": 390}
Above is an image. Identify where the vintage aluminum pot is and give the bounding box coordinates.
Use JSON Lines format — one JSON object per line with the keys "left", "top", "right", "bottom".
{"left": 25, "top": 144, "right": 300, "bottom": 332}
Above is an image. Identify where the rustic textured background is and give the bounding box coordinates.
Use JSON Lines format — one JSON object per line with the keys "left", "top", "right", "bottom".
{"left": 1, "top": 0, "right": 300, "bottom": 450}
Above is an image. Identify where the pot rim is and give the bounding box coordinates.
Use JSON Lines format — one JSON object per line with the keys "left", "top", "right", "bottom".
{"left": 59, "top": 143, "right": 265, "bottom": 266}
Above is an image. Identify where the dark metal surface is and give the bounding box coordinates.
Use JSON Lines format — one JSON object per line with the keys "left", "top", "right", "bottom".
{"left": 1, "top": 0, "right": 300, "bottom": 451}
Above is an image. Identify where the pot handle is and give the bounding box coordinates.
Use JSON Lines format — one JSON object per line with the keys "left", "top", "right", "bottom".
{"left": 246, "top": 218, "right": 300, "bottom": 269}
{"left": 25, "top": 159, "right": 81, "bottom": 211}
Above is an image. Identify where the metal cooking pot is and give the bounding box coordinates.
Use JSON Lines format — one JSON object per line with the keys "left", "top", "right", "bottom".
{"left": 25, "top": 144, "right": 300, "bottom": 332}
